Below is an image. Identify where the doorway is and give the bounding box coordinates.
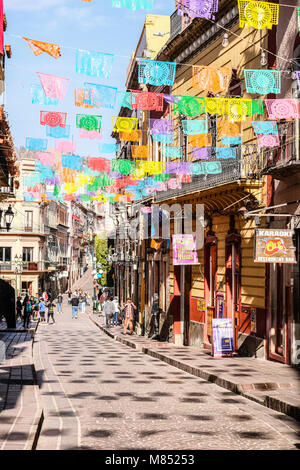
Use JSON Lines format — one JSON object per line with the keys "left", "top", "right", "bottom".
{"left": 225, "top": 233, "right": 241, "bottom": 350}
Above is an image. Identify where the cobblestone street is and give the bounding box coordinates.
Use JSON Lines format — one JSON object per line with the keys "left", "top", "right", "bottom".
{"left": 30, "top": 296, "right": 300, "bottom": 450}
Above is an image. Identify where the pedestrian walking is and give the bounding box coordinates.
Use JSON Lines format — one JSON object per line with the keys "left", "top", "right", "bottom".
{"left": 47, "top": 300, "right": 56, "bottom": 324}
{"left": 16, "top": 296, "right": 22, "bottom": 321}
{"left": 67, "top": 290, "right": 72, "bottom": 304}
{"left": 57, "top": 292, "right": 63, "bottom": 314}
{"left": 103, "top": 297, "right": 114, "bottom": 327}
{"left": 39, "top": 298, "right": 46, "bottom": 322}
{"left": 149, "top": 293, "right": 160, "bottom": 340}
{"left": 122, "top": 297, "right": 137, "bottom": 335}
{"left": 112, "top": 296, "right": 120, "bottom": 325}
{"left": 42, "top": 291, "right": 48, "bottom": 303}
{"left": 80, "top": 292, "right": 87, "bottom": 313}
{"left": 23, "top": 295, "right": 32, "bottom": 329}
{"left": 79, "top": 291, "right": 84, "bottom": 313}
{"left": 33, "top": 295, "right": 39, "bottom": 321}
{"left": 71, "top": 295, "right": 79, "bottom": 319}
{"left": 99, "top": 291, "right": 107, "bottom": 312}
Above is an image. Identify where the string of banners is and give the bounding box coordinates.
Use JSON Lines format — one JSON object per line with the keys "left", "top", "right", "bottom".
{"left": 17, "top": 0, "right": 300, "bottom": 206}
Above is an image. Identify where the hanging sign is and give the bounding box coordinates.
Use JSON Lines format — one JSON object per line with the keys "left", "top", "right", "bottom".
{"left": 216, "top": 293, "right": 225, "bottom": 319}
{"left": 250, "top": 308, "right": 257, "bottom": 333}
{"left": 212, "top": 318, "right": 234, "bottom": 357}
{"left": 172, "top": 234, "right": 199, "bottom": 265}
{"left": 254, "top": 229, "right": 296, "bottom": 264}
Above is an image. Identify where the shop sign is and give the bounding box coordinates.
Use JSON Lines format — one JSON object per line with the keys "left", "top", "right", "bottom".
{"left": 197, "top": 299, "right": 205, "bottom": 311}
{"left": 207, "top": 307, "right": 213, "bottom": 336}
{"left": 250, "top": 308, "right": 257, "bottom": 333}
{"left": 254, "top": 229, "right": 296, "bottom": 264}
{"left": 216, "top": 293, "right": 225, "bottom": 319}
{"left": 212, "top": 318, "right": 234, "bottom": 357}
{"left": 172, "top": 234, "right": 199, "bottom": 266}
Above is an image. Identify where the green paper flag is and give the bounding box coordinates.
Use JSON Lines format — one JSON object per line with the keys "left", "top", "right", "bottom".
{"left": 76, "top": 114, "right": 102, "bottom": 132}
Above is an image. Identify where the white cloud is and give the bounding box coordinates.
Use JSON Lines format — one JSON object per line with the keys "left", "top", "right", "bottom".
{"left": 42, "top": 5, "right": 106, "bottom": 33}
{"left": 3, "top": 0, "right": 72, "bottom": 11}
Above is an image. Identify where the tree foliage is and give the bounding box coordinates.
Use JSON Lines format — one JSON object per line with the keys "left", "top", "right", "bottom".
{"left": 94, "top": 235, "right": 112, "bottom": 287}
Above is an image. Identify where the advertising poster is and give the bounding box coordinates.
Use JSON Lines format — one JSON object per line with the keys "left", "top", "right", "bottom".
{"left": 212, "top": 318, "right": 234, "bottom": 357}
{"left": 216, "top": 293, "right": 225, "bottom": 319}
{"left": 172, "top": 234, "right": 199, "bottom": 266}
{"left": 254, "top": 229, "right": 296, "bottom": 264}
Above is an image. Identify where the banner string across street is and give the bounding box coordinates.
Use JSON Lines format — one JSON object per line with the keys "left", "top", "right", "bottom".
{"left": 6, "top": 0, "right": 300, "bottom": 204}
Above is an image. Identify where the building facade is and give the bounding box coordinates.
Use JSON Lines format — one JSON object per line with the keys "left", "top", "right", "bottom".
{"left": 112, "top": 1, "right": 300, "bottom": 365}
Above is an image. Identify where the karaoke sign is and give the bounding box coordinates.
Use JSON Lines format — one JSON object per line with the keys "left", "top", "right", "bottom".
{"left": 254, "top": 229, "right": 296, "bottom": 264}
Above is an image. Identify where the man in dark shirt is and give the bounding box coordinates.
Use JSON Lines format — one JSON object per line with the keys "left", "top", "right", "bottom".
{"left": 71, "top": 295, "right": 79, "bottom": 319}
{"left": 57, "top": 293, "right": 63, "bottom": 314}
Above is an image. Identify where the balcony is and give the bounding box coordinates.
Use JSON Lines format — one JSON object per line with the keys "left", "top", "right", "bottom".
{"left": 261, "top": 123, "right": 300, "bottom": 181}
{"left": 154, "top": 160, "right": 243, "bottom": 202}
{"left": 170, "top": 10, "right": 183, "bottom": 41}
{"left": 0, "top": 261, "right": 47, "bottom": 272}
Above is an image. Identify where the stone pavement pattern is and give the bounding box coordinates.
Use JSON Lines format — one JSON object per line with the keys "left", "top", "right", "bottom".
{"left": 0, "top": 329, "right": 42, "bottom": 450}
{"left": 92, "top": 317, "right": 300, "bottom": 421}
{"left": 31, "top": 295, "right": 300, "bottom": 450}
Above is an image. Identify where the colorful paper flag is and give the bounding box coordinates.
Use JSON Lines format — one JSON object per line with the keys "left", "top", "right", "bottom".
{"left": 25, "top": 138, "right": 48, "bottom": 151}
{"left": 238, "top": 0, "right": 279, "bottom": 30}
{"left": 37, "top": 73, "right": 69, "bottom": 101}
{"left": 76, "top": 114, "right": 102, "bottom": 132}
{"left": 46, "top": 125, "right": 70, "bottom": 139}
{"left": 112, "top": 0, "right": 154, "bottom": 10}
{"left": 177, "top": 0, "right": 218, "bottom": 20}
{"left": 138, "top": 59, "right": 176, "bottom": 86}
{"left": 31, "top": 84, "right": 59, "bottom": 106}
{"left": 130, "top": 90, "right": 164, "bottom": 111}
{"left": 76, "top": 49, "right": 114, "bottom": 79}
{"left": 84, "top": 82, "right": 117, "bottom": 109}
{"left": 23, "top": 37, "right": 61, "bottom": 59}
{"left": 40, "top": 111, "right": 67, "bottom": 128}
{"left": 244, "top": 70, "right": 281, "bottom": 94}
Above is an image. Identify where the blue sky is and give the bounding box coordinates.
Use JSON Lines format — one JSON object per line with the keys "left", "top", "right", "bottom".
{"left": 3, "top": 0, "right": 173, "bottom": 157}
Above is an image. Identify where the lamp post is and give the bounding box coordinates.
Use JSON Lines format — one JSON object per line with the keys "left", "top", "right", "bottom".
{"left": 0, "top": 205, "right": 14, "bottom": 231}
{"left": 14, "top": 254, "right": 23, "bottom": 301}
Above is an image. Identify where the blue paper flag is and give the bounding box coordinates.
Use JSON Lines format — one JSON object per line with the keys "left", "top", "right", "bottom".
{"left": 182, "top": 120, "right": 208, "bottom": 135}
{"left": 220, "top": 136, "right": 242, "bottom": 145}
{"left": 31, "top": 83, "right": 59, "bottom": 106}
{"left": 116, "top": 91, "right": 132, "bottom": 109}
{"left": 99, "top": 143, "right": 120, "bottom": 153}
{"left": 215, "top": 147, "right": 237, "bottom": 159}
{"left": 76, "top": 49, "right": 114, "bottom": 79}
{"left": 138, "top": 59, "right": 176, "bottom": 86}
{"left": 62, "top": 154, "right": 82, "bottom": 170}
{"left": 35, "top": 161, "right": 55, "bottom": 179}
{"left": 112, "top": 0, "right": 154, "bottom": 10}
{"left": 26, "top": 137, "right": 48, "bottom": 151}
{"left": 84, "top": 82, "right": 117, "bottom": 109}
{"left": 46, "top": 125, "right": 70, "bottom": 139}
{"left": 152, "top": 133, "right": 175, "bottom": 144}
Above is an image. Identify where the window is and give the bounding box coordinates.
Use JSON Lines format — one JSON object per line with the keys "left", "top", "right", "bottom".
{"left": 25, "top": 211, "right": 33, "bottom": 231}
{"left": 0, "top": 247, "right": 11, "bottom": 262}
{"left": 23, "top": 247, "right": 33, "bottom": 262}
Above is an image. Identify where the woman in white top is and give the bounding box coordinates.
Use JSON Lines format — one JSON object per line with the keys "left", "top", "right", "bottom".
{"left": 112, "top": 297, "right": 120, "bottom": 325}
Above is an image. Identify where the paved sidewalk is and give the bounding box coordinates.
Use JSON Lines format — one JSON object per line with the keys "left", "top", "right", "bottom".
{"left": 0, "top": 324, "right": 42, "bottom": 450}
{"left": 90, "top": 314, "right": 300, "bottom": 422}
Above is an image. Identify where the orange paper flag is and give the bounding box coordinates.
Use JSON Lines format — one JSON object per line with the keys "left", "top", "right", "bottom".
{"left": 23, "top": 37, "right": 61, "bottom": 59}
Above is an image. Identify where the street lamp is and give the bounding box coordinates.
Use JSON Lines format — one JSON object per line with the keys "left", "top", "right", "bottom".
{"left": 0, "top": 205, "right": 14, "bottom": 231}
{"left": 14, "top": 254, "right": 23, "bottom": 299}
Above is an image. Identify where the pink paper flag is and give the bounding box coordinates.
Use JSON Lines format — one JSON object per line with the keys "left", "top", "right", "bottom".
{"left": 79, "top": 128, "right": 103, "bottom": 140}
{"left": 35, "top": 151, "right": 56, "bottom": 167}
{"left": 37, "top": 72, "right": 69, "bottom": 101}
{"left": 55, "top": 140, "right": 76, "bottom": 154}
